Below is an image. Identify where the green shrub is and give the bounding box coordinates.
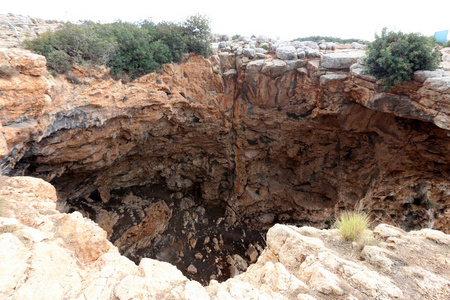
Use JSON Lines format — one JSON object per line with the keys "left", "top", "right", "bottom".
{"left": 46, "top": 50, "right": 73, "bottom": 74}
{"left": 232, "top": 34, "right": 240, "bottom": 41}
{"left": 182, "top": 14, "right": 212, "bottom": 58}
{"left": 364, "top": 28, "right": 441, "bottom": 89}
{"left": 261, "top": 44, "right": 269, "bottom": 50}
{"left": 24, "top": 15, "right": 212, "bottom": 79}
{"left": 153, "top": 21, "right": 187, "bottom": 63}
{"left": 334, "top": 209, "right": 372, "bottom": 242}
{"left": 23, "top": 30, "right": 57, "bottom": 57}
{"left": 104, "top": 22, "right": 160, "bottom": 79}
{"left": 24, "top": 23, "right": 117, "bottom": 73}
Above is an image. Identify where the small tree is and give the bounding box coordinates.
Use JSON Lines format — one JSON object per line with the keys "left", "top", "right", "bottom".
{"left": 182, "top": 14, "right": 212, "bottom": 57}
{"left": 364, "top": 28, "right": 441, "bottom": 89}
{"left": 154, "top": 21, "right": 187, "bottom": 62}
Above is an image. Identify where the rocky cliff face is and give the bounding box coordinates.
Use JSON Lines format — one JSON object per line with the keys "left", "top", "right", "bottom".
{"left": 1, "top": 45, "right": 449, "bottom": 230}
{"left": 1, "top": 40, "right": 450, "bottom": 286}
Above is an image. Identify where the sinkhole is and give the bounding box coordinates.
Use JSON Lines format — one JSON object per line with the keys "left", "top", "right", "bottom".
{"left": 65, "top": 183, "right": 266, "bottom": 285}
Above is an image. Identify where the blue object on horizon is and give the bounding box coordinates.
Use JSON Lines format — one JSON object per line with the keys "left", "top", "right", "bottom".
{"left": 434, "top": 30, "right": 449, "bottom": 43}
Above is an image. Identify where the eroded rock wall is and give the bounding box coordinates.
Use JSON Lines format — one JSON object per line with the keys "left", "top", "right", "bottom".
{"left": 0, "top": 46, "right": 449, "bottom": 236}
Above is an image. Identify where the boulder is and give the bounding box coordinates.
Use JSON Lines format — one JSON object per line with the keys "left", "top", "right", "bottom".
{"left": 261, "top": 60, "right": 289, "bottom": 77}
{"left": 243, "top": 48, "right": 256, "bottom": 58}
{"left": 218, "top": 41, "right": 228, "bottom": 49}
{"left": 318, "top": 42, "right": 336, "bottom": 50}
{"left": 297, "top": 50, "right": 306, "bottom": 59}
{"left": 413, "top": 69, "right": 445, "bottom": 83}
{"left": 256, "top": 35, "right": 268, "bottom": 43}
{"left": 255, "top": 48, "right": 266, "bottom": 54}
{"left": 276, "top": 46, "right": 297, "bottom": 60}
{"left": 321, "top": 51, "right": 366, "bottom": 69}
{"left": 293, "top": 41, "right": 320, "bottom": 49}
{"left": 305, "top": 48, "right": 321, "bottom": 58}
{"left": 351, "top": 42, "right": 366, "bottom": 50}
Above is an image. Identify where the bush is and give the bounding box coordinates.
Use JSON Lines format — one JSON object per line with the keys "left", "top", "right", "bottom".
{"left": 364, "top": 28, "right": 441, "bottom": 88}
{"left": 24, "top": 16, "right": 212, "bottom": 79}
{"left": 104, "top": 22, "right": 160, "bottom": 79}
{"left": 232, "top": 34, "right": 240, "bottom": 41}
{"left": 46, "top": 50, "right": 73, "bottom": 74}
{"left": 182, "top": 15, "right": 212, "bottom": 58}
{"left": 334, "top": 209, "right": 372, "bottom": 242}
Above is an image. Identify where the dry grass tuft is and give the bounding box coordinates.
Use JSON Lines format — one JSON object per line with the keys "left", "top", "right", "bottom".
{"left": 335, "top": 209, "right": 372, "bottom": 242}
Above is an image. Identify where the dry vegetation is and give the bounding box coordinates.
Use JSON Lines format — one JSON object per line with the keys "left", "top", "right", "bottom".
{"left": 335, "top": 209, "right": 372, "bottom": 242}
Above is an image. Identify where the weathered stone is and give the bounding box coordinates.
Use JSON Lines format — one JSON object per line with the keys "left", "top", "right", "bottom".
{"left": 187, "top": 264, "right": 198, "bottom": 274}
{"left": 243, "top": 48, "right": 256, "bottom": 58}
{"left": 322, "top": 51, "right": 366, "bottom": 69}
{"left": 319, "top": 73, "right": 348, "bottom": 86}
{"left": 55, "top": 211, "right": 113, "bottom": 263}
{"left": 246, "top": 244, "right": 258, "bottom": 262}
{"left": 0, "top": 233, "right": 30, "bottom": 294}
{"left": 256, "top": 35, "right": 268, "bottom": 43}
{"left": 351, "top": 42, "right": 366, "bottom": 50}
{"left": 297, "top": 50, "right": 306, "bottom": 59}
{"left": 261, "top": 59, "right": 289, "bottom": 77}
{"left": 294, "top": 41, "right": 319, "bottom": 49}
{"left": 305, "top": 48, "right": 321, "bottom": 58}
{"left": 276, "top": 46, "right": 297, "bottom": 60}
{"left": 255, "top": 47, "right": 266, "bottom": 54}
{"left": 361, "top": 246, "right": 394, "bottom": 271}
{"left": 414, "top": 69, "right": 445, "bottom": 83}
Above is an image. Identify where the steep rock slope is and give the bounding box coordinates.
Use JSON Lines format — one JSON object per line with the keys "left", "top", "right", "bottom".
{"left": 1, "top": 46, "right": 449, "bottom": 234}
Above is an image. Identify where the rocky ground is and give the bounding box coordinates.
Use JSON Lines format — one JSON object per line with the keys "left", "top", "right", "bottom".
{"left": 73, "top": 183, "right": 266, "bottom": 284}
{"left": 1, "top": 176, "right": 449, "bottom": 299}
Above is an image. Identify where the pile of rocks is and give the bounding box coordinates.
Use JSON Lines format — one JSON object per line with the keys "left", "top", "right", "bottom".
{"left": 212, "top": 34, "right": 366, "bottom": 62}
{"left": 0, "top": 13, "right": 60, "bottom": 47}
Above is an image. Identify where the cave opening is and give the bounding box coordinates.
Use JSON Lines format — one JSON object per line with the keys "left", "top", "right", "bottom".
{"left": 4, "top": 102, "right": 450, "bottom": 285}
{"left": 63, "top": 181, "right": 267, "bottom": 285}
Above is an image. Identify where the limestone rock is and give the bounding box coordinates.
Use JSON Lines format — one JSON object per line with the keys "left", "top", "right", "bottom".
{"left": 256, "top": 35, "right": 268, "bottom": 43}
{"left": 351, "top": 42, "right": 366, "bottom": 50}
{"left": 305, "top": 48, "right": 321, "bottom": 58}
{"left": 321, "top": 51, "right": 366, "bottom": 69}
{"left": 414, "top": 69, "right": 445, "bottom": 83}
{"left": 54, "top": 211, "right": 114, "bottom": 263}
{"left": 243, "top": 48, "right": 256, "bottom": 58}
{"left": 0, "top": 233, "right": 30, "bottom": 294}
{"left": 261, "top": 59, "right": 289, "bottom": 77}
{"left": 276, "top": 46, "right": 297, "bottom": 60}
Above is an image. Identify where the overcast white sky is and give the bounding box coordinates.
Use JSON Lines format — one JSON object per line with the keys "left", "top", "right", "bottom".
{"left": 2, "top": 1, "right": 449, "bottom": 41}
